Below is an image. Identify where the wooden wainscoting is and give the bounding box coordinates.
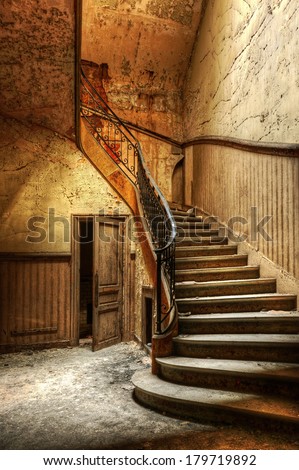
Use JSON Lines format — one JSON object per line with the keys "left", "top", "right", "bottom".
{"left": 0, "top": 254, "right": 72, "bottom": 353}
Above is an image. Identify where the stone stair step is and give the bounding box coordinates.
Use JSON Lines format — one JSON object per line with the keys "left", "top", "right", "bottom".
{"left": 176, "top": 293, "right": 297, "bottom": 314}
{"left": 178, "top": 311, "right": 299, "bottom": 334}
{"left": 176, "top": 254, "right": 248, "bottom": 270}
{"left": 156, "top": 357, "right": 299, "bottom": 398}
{"left": 176, "top": 228, "right": 220, "bottom": 238}
{"left": 132, "top": 370, "right": 299, "bottom": 430}
{"left": 173, "top": 333, "right": 299, "bottom": 362}
{"left": 175, "top": 245, "right": 238, "bottom": 258}
{"left": 172, "top": 209, "right": 196, "bottom": 217}
{"left": 175, "top": 221, "right": 211, "bottom": 229}
{"left": 174, "top": 215, "right": 204, "bottom": 222}
{"left": 176, "top": 236, "right": 228, "bottom": 246}
{"left": 176, "top": 278, "right": 276, "bottom": 298}
{"left": 169, "top": 203, "right": 194, "bottom": 211}
{"left": 175, "top": 266, "right": 260, "bottom": 282}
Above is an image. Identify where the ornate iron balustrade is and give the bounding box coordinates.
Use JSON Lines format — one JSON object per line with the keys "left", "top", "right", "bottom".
{"left": 80, "top": 68, "right": 177, "bottom": 335}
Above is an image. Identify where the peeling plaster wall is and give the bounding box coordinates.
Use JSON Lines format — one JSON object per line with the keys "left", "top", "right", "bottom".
{"left": 81, "top": 0, "right": 203, "bottom": 141}
{"left": 81, "top": 61, "right": 184, "bottom": 203}
{"left": 0, "top": 0, "right": 75, "bottom": 138}
{"left": 182, "top": 0, "right": 299, "bottom": 291}
{"left": 0, "top": 116, "right": 152, "bottom": 344}
{"left": 134, "top": 131, "right": 183, "bottom": 201}
{"left": 0, "top": 117, "right": 130, "bottom": 253}
{"left": 0, "top": 1, "right": 153, "bottom": 344}
{"left": 184, "top": 0, "right": 299, "bottom": 143}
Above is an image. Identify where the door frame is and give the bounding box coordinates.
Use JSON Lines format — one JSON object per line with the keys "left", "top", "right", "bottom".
{"left": 71, "top": 214, "right": 132, "bottom": 347}
{"left": 142, "top": 286, "right": 154, "bottom": 352}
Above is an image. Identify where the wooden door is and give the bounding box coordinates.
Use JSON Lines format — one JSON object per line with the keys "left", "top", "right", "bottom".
{"left": 92, "top": 217, "right": 124, "bottom": 351}
{"left": 172, "top": 158, "right": 185, "bottom": 205}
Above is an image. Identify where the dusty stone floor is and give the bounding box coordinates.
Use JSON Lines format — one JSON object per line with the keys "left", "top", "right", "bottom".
{"left": 0, "top": 341, "right": 298, "bottom": 450}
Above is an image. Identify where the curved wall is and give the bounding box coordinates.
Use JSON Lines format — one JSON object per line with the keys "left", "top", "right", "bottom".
{"left": 184, "top": 0, "right": 299, "bottom": 143}
{"left": 183, "top": 0, "right": 299, "bottom": 301}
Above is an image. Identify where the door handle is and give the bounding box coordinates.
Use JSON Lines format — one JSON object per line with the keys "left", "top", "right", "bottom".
{"left": 94, "top": 272, "right": 99, "bottom": 308}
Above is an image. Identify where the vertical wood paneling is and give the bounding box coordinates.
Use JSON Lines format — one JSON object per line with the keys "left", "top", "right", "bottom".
{"left": 193, "top": 144, "right": 299, "bottom": 279}
{"left": 0, "top": 262, "right": 9, "bottom": 345}
{"left": 295, "top": 160, "right": 299, "bottom": 278}
{"left": 277, "top": 158, "right": 283, "bottom": 270}
{"left": 284, "top": 157, "right": 289, "bottom": 270}
{"left": 0, "top": 256, "right": 71, "bottom": 350}
{"left": 268, "top": 156, "right": 274, "bottom": 263}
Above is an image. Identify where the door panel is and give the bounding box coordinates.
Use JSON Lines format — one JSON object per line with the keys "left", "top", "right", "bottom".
{"left": 0, "top": 256, "right": 71, "bottom": 352}
{"left": 92, "top": 217, "right": 124, "bottom": 351}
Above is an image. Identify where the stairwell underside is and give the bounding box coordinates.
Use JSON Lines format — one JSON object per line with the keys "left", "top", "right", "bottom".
{"left": 133, "top": 206, "right": 299, "bottom": 431}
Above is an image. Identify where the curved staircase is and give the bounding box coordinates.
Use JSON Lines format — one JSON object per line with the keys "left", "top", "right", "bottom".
{"left": 133, "top": 206, "right": 299, "bottom": 430}
{"left": 79, "top": 69, "right": 299, "bottom": 430}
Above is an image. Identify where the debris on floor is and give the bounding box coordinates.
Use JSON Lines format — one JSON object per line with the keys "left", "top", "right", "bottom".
{"left": 0, "top": 342, "right": 298, "bottom": 450}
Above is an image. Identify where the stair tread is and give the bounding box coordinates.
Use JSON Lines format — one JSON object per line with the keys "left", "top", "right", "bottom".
{"left": 176, "top": 235, "right": 224, "bottom": 239}
{"left": 172, "top": 210, "right": 196, "bottom": 216}
{"left": 176, "top": 222, "right": 211, "bottom": 227}
{"left": 133, "top": 370, "right": 299, "bottom": 420}
{"left": 177, "top": 229, "right": 219, "bottom": 233}
{"left": 176, "top": 293, "right": 296, "bottom": 301}
{"left": 179, "top": 311, "right": 299, "bottom": 320}
{"left": 176, "top": 254, "right": 247, "bottom": 262}
{"left": 176, "top": 266, "right": 259, "bottom": 274}
{"left": 176, "top": 278, "right": 275, "bottom": 287}
{"left": 156, "top": 357, "right": 299, "bottom": 380}
{"left": 176, "top": 238, "right": 229, "bottom": 247}
{"left": 174, "top": 333, "right": 299, "bottom": 344}
{"left": 176, "top": 245, "right": 236, "bottom": 251}
{"left": 174, "top": 216, "right": 203, "bottom": 221}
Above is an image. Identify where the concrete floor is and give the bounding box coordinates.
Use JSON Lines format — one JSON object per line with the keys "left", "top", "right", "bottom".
{"left": 0, "top": 342, "right": 298, "bottom": 450}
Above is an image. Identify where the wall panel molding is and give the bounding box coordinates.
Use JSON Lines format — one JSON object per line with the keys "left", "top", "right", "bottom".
{"left": 183, "top": 136, "right": 299, "bottom": 158}
{"left": 0, "top": 256, "right": 72, "bottom": 352}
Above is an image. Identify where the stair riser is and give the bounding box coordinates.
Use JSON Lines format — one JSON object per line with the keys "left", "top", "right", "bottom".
{"left": 176, "top": 281, "right": 276, "bottom": 298}
{"left": 174, "top": 217, "right": 203, "bottom": 222}
{"left": 176, "top": 256, "right": 248, "bottom": 270}
{"left": 175, "top": 246, "right": 237, "bottom": 258}
{"left": 179, "top": 319, "right": 299, "bottom": 335}
{"left": 175, "top": 268, "right": 260, "bottom": 282}
{"left": 157, "top": 365, "right": 299, "bottom": 399}
{"left": 176, "top": 238, "right": 228, "bottom": 247}
{"left": 173, "top": 342, "right": 299, "bottom": 363}
{"left": 176, "top": 298, "right": 297, "bottom": 314}
{"left": 176, "top": 223, "right": 211, "bottom": 230}
{"left": 172, "top": 214, "right": 197, "bottom": 220}
{"left": 134, "top": 388, "right": 299, "bottom": 431}
{"left": 176, "top": 229, "right": 220, "bottom": 238}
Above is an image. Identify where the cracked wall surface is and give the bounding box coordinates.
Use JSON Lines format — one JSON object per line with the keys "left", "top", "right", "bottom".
{"left": 0, "top": 116, "right": 130, "bottom": 253}
{"left": 184, "top": 0, "right": 299, "bottom": 292}
{"left": 184, "top": 0, "right": 299, "bottom": 143}
{"left": 133, "top": 130, "right": 183, "bottom": 201}
{"left": 0, "top": 0, "right": 75, "bottom": 138}
{"left": 0, "top": 116, "right": 152, "bottom": 339}
{"left": 81, "top": 0, "right": 204, "bottom": 141}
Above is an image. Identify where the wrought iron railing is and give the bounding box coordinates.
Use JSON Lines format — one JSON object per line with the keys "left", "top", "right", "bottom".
{"left": 80, "top": 67, "right": 177, "bottom": 335}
